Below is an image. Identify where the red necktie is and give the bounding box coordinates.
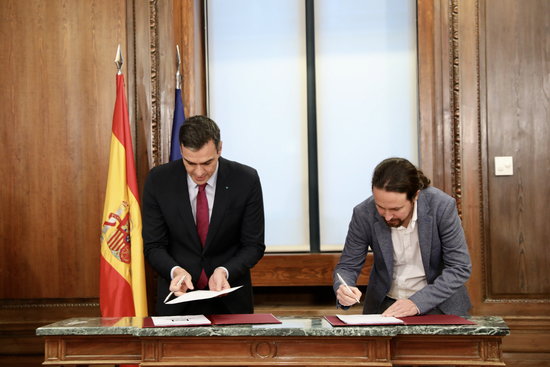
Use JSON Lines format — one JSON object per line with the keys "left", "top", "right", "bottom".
{"left": 196, "top": 183, "right": 209, "bottom": 289}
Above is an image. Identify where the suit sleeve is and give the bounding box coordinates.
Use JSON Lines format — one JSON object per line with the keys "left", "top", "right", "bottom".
{"left": 141, "top": 169, "right": 179, "bottom": 280}
{"left": 223, "top": 170, "right": 265, "bottom": 280}
{"left": 333, "top": 206, "right": 371, "bottom": 294}
{"left": 409, "top": 198, "right": 472, "bottom": 313}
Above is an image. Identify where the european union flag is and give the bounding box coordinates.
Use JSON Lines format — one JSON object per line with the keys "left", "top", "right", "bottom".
{"left": 169, "top": 88, "right": 185, "bottom": 161}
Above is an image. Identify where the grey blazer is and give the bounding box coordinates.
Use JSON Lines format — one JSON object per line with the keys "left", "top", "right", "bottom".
{"left": 334, "top": 186, "right": 472, "bottom": 315}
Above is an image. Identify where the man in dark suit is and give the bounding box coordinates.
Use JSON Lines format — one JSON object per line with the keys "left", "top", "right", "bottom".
{"left": 142, "top": 115, "right": 265, "bottom": 316}
{"left": 334, "top": 157, "right": 471, "bottom": 317}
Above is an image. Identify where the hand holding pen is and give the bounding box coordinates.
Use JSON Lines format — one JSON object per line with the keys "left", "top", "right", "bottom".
{"left": 336, "top": 273, "right": 361, "bottom": 305}
{"left": 164, "top": 273, "right": 189, "bottom": 303}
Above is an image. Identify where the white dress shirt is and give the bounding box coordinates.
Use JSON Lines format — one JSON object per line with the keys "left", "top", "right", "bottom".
{"left": 171, "top": 162, "right": 228, "bottom": 280}
{"left": 387, "top": 201, "right": 427, "bottom": 300}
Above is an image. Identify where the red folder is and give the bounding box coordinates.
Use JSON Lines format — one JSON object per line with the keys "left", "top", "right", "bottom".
{"left": 142, "top": 317, "right": 158, "bottom": 328}
{"left": 324, "top": 314, "right": 475, "bottom": 327}
{"left": 208, "top": 313, "right": 281, "bottom": 325}
{"left": 142, "top": 313, "right": 281, "bottom": 328}
{"left": 399, "top": 314, "right": 476, "bottom": 325}
{"left": 324, "top": 316, "right": 400, "bottom": 326}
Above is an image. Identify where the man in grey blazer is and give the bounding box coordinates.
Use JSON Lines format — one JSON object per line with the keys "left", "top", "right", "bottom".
{"left": 143, "top": 116, "right": 265, "bottom": 316}
{"left": 334, "top": 157, "right": 471, "bottom": 316}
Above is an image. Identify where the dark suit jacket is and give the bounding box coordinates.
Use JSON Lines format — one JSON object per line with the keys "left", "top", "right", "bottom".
{"left": 142, "top": 157, "right": 265, "bottom": 316}
{"left": 334, "top": 187, "right": 472, "bottom": 315}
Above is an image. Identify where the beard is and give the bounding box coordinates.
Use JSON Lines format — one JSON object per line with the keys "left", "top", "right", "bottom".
{"left": 384, "top": 218, "right": 404, "bottom": 228}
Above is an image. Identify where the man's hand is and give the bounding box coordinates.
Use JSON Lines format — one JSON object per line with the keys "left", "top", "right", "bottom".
{"left": 208, "top": 267, "right": 230, "bottom": 292}
{"left": 170, "top": 268, "right": 194, "bottom": 296}
{"left": 336, "top": 284, "right": 362, "bottom": 307}
{"left": 382, "top": 299, "right": 419, "bottom": 317}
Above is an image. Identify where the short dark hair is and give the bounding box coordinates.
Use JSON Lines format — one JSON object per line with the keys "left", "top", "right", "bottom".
{"left": 179, "top": 115, "right": 221, "bottom": 151}
{"left": 371, "top": 157, "right": 431, "bottom": 201}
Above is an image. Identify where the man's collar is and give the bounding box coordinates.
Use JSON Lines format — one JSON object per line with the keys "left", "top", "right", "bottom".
{"left": 395, "top": 200, "right": 418, "bottom": 232}
{"left": 410, "top": 200, "right": 418, "bottom": 229}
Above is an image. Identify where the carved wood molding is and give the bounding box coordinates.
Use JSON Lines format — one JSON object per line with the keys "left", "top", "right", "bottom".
{"left": 149, "top": 0, "right": 161, "bottom": 166}
{"left": 449, "top": 0, "right": 463, "bottom": 216}
{"left": 0, "top": 299, "right": 100, "bottom": 322}
{"left": 0, "top": 299, "right": 98, "bottom": 309}
{"left": 473, "top": 0, "right": 489, "bottom": 308}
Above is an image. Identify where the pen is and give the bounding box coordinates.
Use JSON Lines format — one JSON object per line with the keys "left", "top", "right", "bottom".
{"left": 163, "top": 274, "right": 187, "bottom": 303}
{"left": 337, "top": 273, "right": 360, "bottom": 304}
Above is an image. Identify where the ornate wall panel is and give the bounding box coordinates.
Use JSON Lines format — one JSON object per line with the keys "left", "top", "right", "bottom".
{"left": 479, "top": 0, "right": 550, "bottom": 302}
{"left": 458, "top": 0, "right": 550, "bottom": 314}
{"left": 0, "top": 0, "right": 127, "bottom": 302}
{"left": 457, "top": 0, "right": 550, "bottom": 364}
{"left": 135, "top": 0, "right": 205, "bottom": 168}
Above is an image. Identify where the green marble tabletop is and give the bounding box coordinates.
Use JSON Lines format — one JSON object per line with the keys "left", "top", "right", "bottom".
{"left": 36, "top": 316, "right": 509, "bottom": 338}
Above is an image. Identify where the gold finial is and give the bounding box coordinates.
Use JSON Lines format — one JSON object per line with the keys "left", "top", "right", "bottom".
{"left": 115, "top": 44, "right": 123, "bottom": 74}
{"left": 176, "top": 45, "right": 182, "bottom": 89}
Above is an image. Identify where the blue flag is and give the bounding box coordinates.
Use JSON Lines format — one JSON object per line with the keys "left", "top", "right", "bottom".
{"left": 169, "top": 88, "right": 185, "bottom": 161}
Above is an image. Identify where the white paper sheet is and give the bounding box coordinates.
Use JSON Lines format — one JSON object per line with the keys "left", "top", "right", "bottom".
{"left": 166, "top": 285, "right": 243, "bottom": 305}
{"left": 336, "top": 314, "right": 404, "bottom": 325}
{"left": 151, "top": 315, "right": 211, "bottom": 326}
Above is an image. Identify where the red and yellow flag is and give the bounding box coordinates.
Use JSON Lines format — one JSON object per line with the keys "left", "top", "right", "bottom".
{"left": 99, "top": 73, "right": 148, "bottom": 317}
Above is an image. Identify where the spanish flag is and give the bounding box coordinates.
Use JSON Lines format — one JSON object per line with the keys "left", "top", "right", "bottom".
{"left": 99, "top": 68, "right": 148, "bottom": 318}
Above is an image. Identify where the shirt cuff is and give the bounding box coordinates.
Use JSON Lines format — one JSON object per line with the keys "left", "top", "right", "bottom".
{"left": 170, "top": 266, "right": 183, "bottom": 280}
{"left": 172, "top": 266, "right": 228, "bottom": 280}
{"left": 217, "top": 266, "right": 229, "bottom": 279}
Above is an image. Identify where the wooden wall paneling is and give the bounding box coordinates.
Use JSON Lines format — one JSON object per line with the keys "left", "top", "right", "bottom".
{"left": 0, "top": 0, "right": 129, "bottom": 365}
{"left": 134, "top": 0, "right": 205, "bottom": 168}
{"left": 172, "top": 0, "right": 206, "bottom": 118}
{"left": 501, "top": 316, "right": 550, "bottom": 367}
{"left": 475, "top": 0, "right": 550, "bottom": 315}
{"left": 408, "top": 0, "right": 550, "bottom": 364}
{"left": 134, "top": 0, "right": 158, "bottom": 168}
{"left": 125, "top": 0, "right": 150, "bottom": 203}
{"left": 156, "top": 0, "right": 179, "bottom": 166}
{"left": 417, "top": 0, "right": 456, "bottom": 196}
{"left": 417, "top": 0, "right": 462, "bottom": 202}
{"left": 133, "top": 0, "right": 184, "bottom": 167}
{"left": 483, "top": 0, "right": 550, "bottom": 300}
{"left": 251, "top": 253, "right": 372, "bottom": 287}
{"left": 456, "top": 0, "right": 484, "bottom": 314}
{"left": 417, "top": 0, "right": 439, "bottom": 182}
{"left": 458, "top": 0, "right": 550, "bottom": 365}
{"left": 0, "top": 0, "right": 127, "bottom": 301}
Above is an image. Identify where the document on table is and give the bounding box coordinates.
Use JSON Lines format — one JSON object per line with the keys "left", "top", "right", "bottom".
{"left": 150, "top": 315, "right": 211, "bottom": 327}
{"left": 165, "top": 285, "right": 243, "bottom": 305}
{"left": 336, "top": 314, "right": 404, "bottom": 325}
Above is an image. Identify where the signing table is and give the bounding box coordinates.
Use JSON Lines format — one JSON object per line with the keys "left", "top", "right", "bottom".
{"left": 37, "top": 316, "right": 509, "bottom": 366}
